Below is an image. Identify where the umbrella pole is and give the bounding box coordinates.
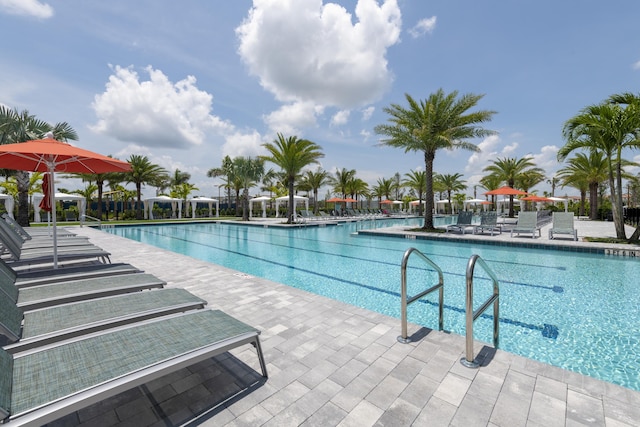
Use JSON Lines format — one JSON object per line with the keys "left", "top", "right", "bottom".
{"left": 49, "top": 168, "right": 58, "bottom": 268}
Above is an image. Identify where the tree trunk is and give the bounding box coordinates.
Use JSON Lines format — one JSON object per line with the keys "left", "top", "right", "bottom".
{"left": 287, "top": 177, "right": 294, "bottom": 224}
{"left": 423, "top": 151, "right": 435, "bottom": 230}
{"left": 609, "top": 162, "right": 626, "bottom": 239}
{"left": 242, "top": 188, "right": 249, "bottom": 221}
{"left": 16, "top": 171, "right": 30, "bottom": 226}
{"left": 588, "top": 182, "right": 598, "bottom": 220}
{"left": 136, "top": 183, "right": 143, "bottom": 220}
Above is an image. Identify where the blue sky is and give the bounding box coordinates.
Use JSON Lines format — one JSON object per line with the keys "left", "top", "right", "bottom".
{"left": 1, "top": 0, "right": 639, "bottom": 199}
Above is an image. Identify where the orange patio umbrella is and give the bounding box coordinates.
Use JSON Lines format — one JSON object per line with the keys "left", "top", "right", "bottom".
{"left": 0, "top": 134, "right": 132, "bottom": 268}
{"left": 520, "top": 195, "right": 552, "bottom": 202}
{"left": 484, "top": 185, "right": 528, "bottom": 196}
{"left": 326, "top": 197, "right": 345, "bottom": 203}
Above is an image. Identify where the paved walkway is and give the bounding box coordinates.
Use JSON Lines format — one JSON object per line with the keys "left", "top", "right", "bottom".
{"left": 46, "top": 219, "right": 640, "bottom": 427}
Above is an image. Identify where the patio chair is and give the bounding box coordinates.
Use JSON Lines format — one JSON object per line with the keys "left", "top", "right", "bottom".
{"left": 473, "top": 211, "right": 502, "bottom": 236}
{"left": 0, "top": 219, "right": 90, "bottom": 251}
{"left": 446, "top": 211, "right": 474, "bottom": 234}
{"left": 0, "top": 272, "right": 165, "bottom": 311}
{"left": 2, "top": 213, "right": 77, "bottom": 239}
{"left": 0, "top": 258, "right": 142, "bottom": 288}
{"left": 548, "top": 212, "right": 578, "bottom": 241}
{"left": 0, "top": 309, "right": 266, "bottom": 426}
{"left": 0, "top": 288, "right": 206, "bottom": 352}
{"left": 510, "top": 211, "right": 542, "bottom": 238}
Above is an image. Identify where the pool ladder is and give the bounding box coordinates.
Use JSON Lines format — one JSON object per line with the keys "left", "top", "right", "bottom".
{"left": 398, "top": 249, "right": 500, "bottom": 369}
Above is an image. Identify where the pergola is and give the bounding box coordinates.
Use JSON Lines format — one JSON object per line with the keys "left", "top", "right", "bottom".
{"left": 188, "top": 196, "right": 219, "bottom": 218}
{"left": 144, "top": 195, "right": 183, "bottom": 220}
{"left": 0, "top": 193, "right": 15, "bottom": 219}
{"left": 275, "top": 195, "right": 309, "bottom": 220}
{"left": 32, "top": 192, "right": 86, "bottom": 222}
{"left": 249, "top": 196, "right": 271, "bottom": 218}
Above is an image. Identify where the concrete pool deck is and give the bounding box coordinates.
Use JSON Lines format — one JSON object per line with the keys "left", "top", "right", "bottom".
{"left": 45, "top": 219, "right": 640, "bottom": 426}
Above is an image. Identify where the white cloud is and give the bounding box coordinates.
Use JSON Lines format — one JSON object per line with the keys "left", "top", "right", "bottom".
{"left": 361, "top": 106, "right": 375, "bottom": 121}
{"left": 331, "top": 110, "right": 350, "bottom": 126}
{"left": 263, "top": 101, "right": 321, "bottom": 135}
{"left": 531, "top": 145, "right": 560, "bottom": 172}
{"left": 221, "top": 130, "right": 266, "bottom": 159}
{"left": 90, "top": 65, "right": 233, "bottom": 149}
{"left": 236, "top": 0, "right": 402, "bottom": 110}
{"left": 0, "top": 0, "right": 53, "bottom": 19}
{"left": 633, "top": 60, "right": 640, "bottom": 70}
{"left": 408, "top": 16, "right": 436, "bottom": 38}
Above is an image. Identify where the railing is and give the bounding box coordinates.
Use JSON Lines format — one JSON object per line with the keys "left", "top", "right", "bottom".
{"left": 80, "top": 214, "right": 102, "bottom": 229}
{"left": 460, "top": 254, "right": 500, "bottom": 368}
{"left": 397, "top": 247, "right": 444, "bottom": 343}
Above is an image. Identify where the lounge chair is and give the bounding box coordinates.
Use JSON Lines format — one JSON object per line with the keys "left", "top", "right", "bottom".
{"left": 548, "top": 212, "right": 578, "bottom": 241}
{"left": 1, "top": 288, "right": 206, "bottom": 352}
{"left": 2, "top": 213, "right": 77, "bottom": 239}
{"left": 0, "top": 219, "right": 90, "bottom": 252}
{"left": 446, "top": 211, "right": 474, "bottom": 234}
{"left": 510, "top": 211, "right": 542, "bottom": 238}
{"left": 0, "top": 309, "right": 266, "bottom": 426}
{"left": 0, "top": 272, "right": 165, "bottom": 311}
{"left": 0, "top": 258, "right": 142, "bottom": 288}
{"left": 473, "top": 211, "right": 502, "bottom": 236}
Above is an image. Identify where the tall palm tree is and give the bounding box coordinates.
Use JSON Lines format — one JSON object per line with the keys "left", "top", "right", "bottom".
{"left": 560, "top": 101, "right": 640, "bottom": 239}
{"left": 125, "top": 154, "right": 168, "bottom": 219}
{"left": 346, "top": 177, "right": 369, "bottom": 207}
{"left": 479, "top": 174, "right": 502, "bottom": 207}
{"left": 261, "top": 133, "right": 324, "bottom": 223}
{"left": 207, "top": 155, "right": 234, "bottom": 210}
{"left": 435, "top": 172, "right": 467, "bottom": 214}
{"left": 301, "top": 167, "right": 330, "bottom": 214}
{"left": 483, "top": 156, "right": 538, "bottom": 217}
{"left": 375, "top": 89, "right": 496, "bottom": 230}
{"left": 375, "top": 177, "right": 394, "bottom": 201}
{"left": 330, "top": 168, "right": 356, "bottom": 198}
{"left": 231, "top": 157, "right": 264, "bottom": 221}
{"left": 403, "top": 170, "right": 427, "bottom": 215}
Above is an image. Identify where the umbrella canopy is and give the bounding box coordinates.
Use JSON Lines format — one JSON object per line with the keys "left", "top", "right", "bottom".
{"left": 0, "top": 135, "right": 132, "bottom": 268}
{"left": 380, "top": 199, "right": 395, "bottom": 204}
{"left": 344, "top": 198, "right": 357, "bottom": 203}
{"left": 484, "top": 186, "right": 527, "bottom": 196}
{"left": 520, "top": 195, "right": 552, "bottom": 202}
{"left": 326, "top": 197, "right": 345, "bottom": 203}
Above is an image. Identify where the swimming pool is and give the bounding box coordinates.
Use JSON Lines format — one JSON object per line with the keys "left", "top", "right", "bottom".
{"left": 106, "top": 218, "right": 640, "bottom": 391}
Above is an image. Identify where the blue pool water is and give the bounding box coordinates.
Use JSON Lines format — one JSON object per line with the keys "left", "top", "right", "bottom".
{"left": 106, "top": 218, "right": 640, "bottom": 391}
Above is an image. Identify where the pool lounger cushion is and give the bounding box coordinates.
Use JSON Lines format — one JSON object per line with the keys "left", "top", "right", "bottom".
{"left": 0, "top": 273, "right": 165, "bottom": 311}
{"left": 0, "top": 309, "right": 267, "bottom": 426}
{"left": 1, "top": 288, "right": 207, "bottom": 353}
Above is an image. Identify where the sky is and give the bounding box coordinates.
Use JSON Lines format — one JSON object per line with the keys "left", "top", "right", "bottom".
{"left": 1, "top": 0, "right": 639, "bottom": 200}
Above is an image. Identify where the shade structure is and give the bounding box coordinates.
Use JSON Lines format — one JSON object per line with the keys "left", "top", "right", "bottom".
{"left": 32, "top": 192, "right": 87, "bottom": 223}
{"left": 380, "top": 200, "right": 395, "bottom": 204}
{"left": 0, "top": 193, "right": 15, "bottom": 219}
{"left": 275, "top": 195, "right": 308, "bottom": 219}
{"left": 484, "top": 186, "right": 527, "bottom": 196}
{"left": 248, "top": 196, "right": 271, "bottom": 218}
{"left": 326, "top": 197, "right": 345, "bottom": 203}
{"left": 0, "top": 135, "right": 131, "bottom": 268}
{"left": 520, "top": 195, "right": 552, "bottom": 202}
{"left": 144, "top": 195, "right": 183, "bottom": 220}
{"left": 188, "top": 196, "right": 219, "bottom": 218}
{"left": 547, "top": 196, "right": 569, "bottom": 212}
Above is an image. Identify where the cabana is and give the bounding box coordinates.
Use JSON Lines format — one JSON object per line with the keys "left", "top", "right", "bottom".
{"left": 547, "top": 196, "right": 569, "bottom": 212}
{"left": 249, "top": 196, "right": 271, "bottom": 218}
{"left": 188, "top": 196, "right": 219, "bottom": 218}
{"left": 275, "top": 195, "right": 308, "bottom": 219}
{"left": 32, "top": 192, "right": 86, "bottom": 223}
{"left": 464, "top": 198, "right": 488, "bottom": 211}
{"left": 0, "top": 193, "right": 14, "bottom": 219}
{"left": 144, "top": 195, "right": 183, "bottom": 220}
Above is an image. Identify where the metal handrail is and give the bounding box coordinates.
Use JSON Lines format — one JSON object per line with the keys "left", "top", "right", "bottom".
{"left": 460, "top": 254, "right": 500, "bottom": 368}
{"left": 398, "top": 247, "right": 444, "bottom": 343}
{"left": 80, "top": 214, "right": 102, "bottom": 229}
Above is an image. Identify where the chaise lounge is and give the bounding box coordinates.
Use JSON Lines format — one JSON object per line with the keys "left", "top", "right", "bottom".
{"left": 548, "top": 212, "right": 578, "bottom": 241}
{"left": 473, "top": 211, "right": 502, "bottom": 236}
{"left": 446, "top": 211, "right": 474, "bottom": 234}
{"left": 510, "top": 211, "right": 542, "bottom": 238}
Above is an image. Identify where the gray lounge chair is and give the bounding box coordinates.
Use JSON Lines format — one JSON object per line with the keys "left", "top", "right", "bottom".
{"left": 0, "top": 219, "right": 90, "bottom": 251}
{"left": 548, "top": 212, "right": 578, "bottom": 241}
{"left": 446, "top": 211, "right": 474, "bottom": 234}
{"left": 1, "top": 288, "right": 206, "bottom": 352}
{"left": 0, "top": 258, "right": 142, "bottom": 288}
{"left": 0, "top": 273, "right": 165, "bottom": 311}
{"left": 473, "top": 211, "right": 502, "bottom": 236}
{"left": 510, "top": 211, "right": 541, "bottom": 238}
{"left": 0, "top": 309, "right": 266, "bottom": 426}
{"left": 2, "top": 213, "right": 77, "bottom": 240}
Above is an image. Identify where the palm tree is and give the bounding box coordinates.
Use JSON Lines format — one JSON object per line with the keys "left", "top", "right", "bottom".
{"left": 346, "top": 177, "right": 369, "bottom": 207}
{"left": 330, "top": 168, "right": 356, "bottom": 198}
{"left": 231, "top": 157, "right": 264, "bottom": 221}
{"left": 301, "top": 168, "right": 330, "bottom": 214}
{"left": 403, "top": 170, "right": 427, "bottom": 215}
{"left": 483, "top": 156, "right": 538, "bottom": 217}
{"left": 435, "top": 173, "right": 467, "bottom": 214}
{"left": 261, "top": 133, "right": 324, "bottom": 223}
{"left": 207, "top": 155, "right": 234, "bottom": 211}
{"left": 560, "top": 100, "right": 640, "bottom": 239}
{"left": 479, "top": 174, "right": 502, "bottom": 207}
{"left": 0, "top": 106, "right": 78, "bottom": 225}
{"left": 375, "top": 89, "right": 496, "bottom": 230}
{"left": 125, "top": 154, "right": 168, "bottom": 219}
